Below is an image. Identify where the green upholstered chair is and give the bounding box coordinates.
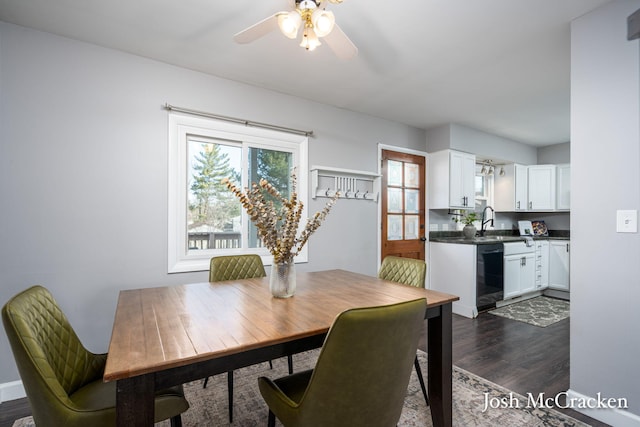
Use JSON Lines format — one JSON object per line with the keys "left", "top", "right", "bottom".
{"left": 208, "top": 254, "right": 267, "bottom": 282}
{"left": 258, "top": 298, "right": 426, "bottom": 427}
{"left": 203, "top": 254, "right": 293, "bottom": 423}
{"left": 2, "top": 286, "right": 189, "bottom": 427}
{"left": 378, "top": 255, "right": 429, "bottom": 406}
{"left": 378, "top": 255, "right": 426, "bottom": 288}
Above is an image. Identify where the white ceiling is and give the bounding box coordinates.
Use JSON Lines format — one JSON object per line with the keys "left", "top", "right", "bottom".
{"left": 0, "top": 0, "right": 612, "bottom": 146}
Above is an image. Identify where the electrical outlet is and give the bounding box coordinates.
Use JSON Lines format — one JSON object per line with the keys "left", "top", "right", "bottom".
{"left": 616, "top": 210, "right": 638, "bottom": 233}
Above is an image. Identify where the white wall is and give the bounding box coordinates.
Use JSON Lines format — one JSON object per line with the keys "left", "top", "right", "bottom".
{"left": 571, "top": 1, "right": 640, "bottom": 425}
{"left": 426, "top": 123, "right": 537, "bottom": 165}
{"left": 538, "top": 142, "right": 570, "bottom": 164}
{"left": 0, "top": 22, "right": 426, "bottom": 386}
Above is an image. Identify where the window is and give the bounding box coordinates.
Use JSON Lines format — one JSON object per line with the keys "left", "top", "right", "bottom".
{"left": 168, "top": 113, "right": 308, "bottom": 273}
{"left": 475, "top": 164, "right": 494, "bottom": 213}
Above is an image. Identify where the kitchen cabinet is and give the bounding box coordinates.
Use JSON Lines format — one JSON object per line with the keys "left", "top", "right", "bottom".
{"left": 534, "top": 241, "right": 549, "bottom": 290}
{"left": 504, "top": 252, "right": 536, "bottom": 298}
{"left": 494, "top": 163, "right": 528, "bottom": 211}
{"left": 496, "top": 164, "right": 560, "bottom": 212}
{"left": 527, "top": 165, "right": 556, "bottom": 211}
{"left": 429, "top": 150, "right": 475, "bottom": 209}
{"left": 556, "top": 164, "right": 570, "bottom": 210}
{"left": 549, "top": 240, "right": 570, "bottom": 291}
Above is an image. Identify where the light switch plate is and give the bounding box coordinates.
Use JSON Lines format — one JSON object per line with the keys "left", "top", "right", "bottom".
{"left": 616, "top": 210, "right": 638, "bottom": 233}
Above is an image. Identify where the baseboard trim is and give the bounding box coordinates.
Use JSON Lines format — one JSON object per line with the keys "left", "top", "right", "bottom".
{"left": 452, "top": 301, "right": 478, "bottom": 319}
{"left": 566, "top": 389, "right": 640, "bottom": 427}
{"left": 0, "top": 380, "right": 26, "bottom": 403}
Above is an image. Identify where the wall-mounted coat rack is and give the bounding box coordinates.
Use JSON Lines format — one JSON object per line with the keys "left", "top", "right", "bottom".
{"left": 311, "top": 166, "right": 380, "bottom": 201}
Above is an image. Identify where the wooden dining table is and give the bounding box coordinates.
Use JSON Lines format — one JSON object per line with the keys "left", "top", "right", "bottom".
{"left": 104, "top": 269, "right": 459, "bottom": 426}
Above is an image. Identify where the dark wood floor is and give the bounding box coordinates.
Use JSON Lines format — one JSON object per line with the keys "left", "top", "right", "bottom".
{"left": 0, "top": 311, "right": 609, "bottom": 427}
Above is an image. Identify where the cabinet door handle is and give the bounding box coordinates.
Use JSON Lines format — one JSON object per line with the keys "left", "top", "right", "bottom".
{"left": 529, "top": 201, "right": 533, "bottom": 209}
{"left": 517, "top": 201, "right": 520, "bottom": 209}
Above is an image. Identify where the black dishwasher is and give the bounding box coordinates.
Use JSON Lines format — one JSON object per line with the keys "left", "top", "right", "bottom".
{"left": 476, "top": 243, "right": 504, "bottom": 312}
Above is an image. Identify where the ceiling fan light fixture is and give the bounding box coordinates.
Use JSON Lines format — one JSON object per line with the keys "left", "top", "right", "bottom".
{"left": 312, "top": 9, "right": 335, "bottom": 37}
{"left": 277, "top": 11, "right": 302, "bottom": 39}
{"left": 300, "top": 26, "right": 321, "bottom": 51}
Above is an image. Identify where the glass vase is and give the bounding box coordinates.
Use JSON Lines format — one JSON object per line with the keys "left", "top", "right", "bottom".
{"left": 270, "top": 259, "right": 296, "bottom": 298}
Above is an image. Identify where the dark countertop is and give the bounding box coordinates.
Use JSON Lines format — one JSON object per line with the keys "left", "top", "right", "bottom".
{"left": 429, "top": 230, "right": 570, "bottom": 245}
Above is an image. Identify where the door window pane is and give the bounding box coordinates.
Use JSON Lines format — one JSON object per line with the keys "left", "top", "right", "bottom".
{"left": 404, "top": 163, "right": 420, "bottom": 188}
{"left": 405, "top": 216, "right": 419, "bottom": 240}
{"left": 387, "top": 215, "right": 403, "bottom": 240}
{"left": 405, "top": 189, "right": 419, "bottom": 214}
{"left": 387, "top": 160, "right": 403, "bottom": 186}
{"left": 387, "top": 188, "right": 403, "bottom": 213}
{"left": 187, "top": 138, "right": 242, "bottom": 250}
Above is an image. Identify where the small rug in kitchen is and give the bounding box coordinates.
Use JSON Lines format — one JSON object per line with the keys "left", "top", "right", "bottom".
{"left": 489, "top": 296, "right": 569, "bottom": 327}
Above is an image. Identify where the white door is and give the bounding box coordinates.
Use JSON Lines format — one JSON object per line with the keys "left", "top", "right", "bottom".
{"left": 520, "top": 253, "right": 536, "bottom": 294}
{"left": 504, "top": 255, "right": 522, "bottom": 299}
{"left": 549, "top": 241, "right": 570, "bottom": 290}
{"left": 528, "top": 165, "right": 556, "bottom": 210}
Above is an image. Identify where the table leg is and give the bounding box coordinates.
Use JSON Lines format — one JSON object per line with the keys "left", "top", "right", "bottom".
{"left": 116, "top": 374, "right": 155, "bottom": 426}
{"left": 427, "top": 303, "right": 453, "bottom": 427}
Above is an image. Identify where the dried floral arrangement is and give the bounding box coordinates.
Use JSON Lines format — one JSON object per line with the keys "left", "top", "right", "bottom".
{"left": 222, "top": 172, "right": 339, "bottom": 264}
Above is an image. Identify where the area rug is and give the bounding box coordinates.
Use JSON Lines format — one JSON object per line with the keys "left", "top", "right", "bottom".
{"left": 13, "top": 349, "right": 588, "bottom": 427}
{"left": 489, "top": 296, "right": 570, "bottom": 327}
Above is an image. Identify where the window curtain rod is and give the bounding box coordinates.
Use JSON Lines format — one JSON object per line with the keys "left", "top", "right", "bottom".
{"left": 163, "top": 103, "right": 314, "bottom": 137}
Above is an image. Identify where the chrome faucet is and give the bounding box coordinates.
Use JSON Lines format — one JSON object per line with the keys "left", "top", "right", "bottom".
{"left": 480, "top": 206, "right": 494, "bottom": 236}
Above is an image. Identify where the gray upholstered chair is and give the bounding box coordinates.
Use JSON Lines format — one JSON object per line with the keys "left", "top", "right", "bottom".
{"left": 378, "top": 255, "right": 429, "bottom": 406}
{"left": 2, "top": 286, "right": 189, "bottom": 427}
{"left": 204, "top": 254, "right": 293, "bottom": 423}
{"left": 258, "top": 298, "right": 426, "bottom": 427}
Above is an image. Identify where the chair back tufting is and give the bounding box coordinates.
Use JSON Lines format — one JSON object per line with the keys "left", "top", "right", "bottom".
{"left": 2, "top": 286, "right": 106, "bottom": 412}
{"left": 378, "top": 256, "right": 426, "bottom": 288}
{"left": 209, "top": 254, "right": 266, "bottom": 282}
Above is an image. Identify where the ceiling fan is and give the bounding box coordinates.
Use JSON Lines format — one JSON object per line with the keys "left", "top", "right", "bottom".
{"left": 234, "top": 0, "right": 358, "bottom": 59}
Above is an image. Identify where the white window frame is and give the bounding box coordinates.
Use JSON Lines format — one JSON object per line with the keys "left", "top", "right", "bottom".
{"left": 475, "top": 164, "right": 494, "bottom": 208}
{"left": 168, "top": 113, "right": 309, "bottom": 273}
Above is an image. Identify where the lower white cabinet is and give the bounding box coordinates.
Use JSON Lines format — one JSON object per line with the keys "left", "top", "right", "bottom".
{"left": 549, "top": 240, "right": 570, "bottom": 291}
{"left": 504, "top": 253, "right": 536, "bottom": 299}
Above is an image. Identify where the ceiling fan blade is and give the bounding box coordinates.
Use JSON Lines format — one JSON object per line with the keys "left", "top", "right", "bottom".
{"left": 233, "top": 13, "right": 280, "bottom": 44}
{"left": 323, "top": 23, "right": 358, "bottom": 59}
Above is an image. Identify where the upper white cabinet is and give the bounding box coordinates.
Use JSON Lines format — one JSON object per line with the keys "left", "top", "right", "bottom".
{"left": 495, "top": 163, "right": 567, "bottom": 212}
{"left": 527, "top": 165, "right": 556, "bottom": 211}
{"left": 495, "top": 163, "right": 528, "bottom": 211}
{"left": 556, "top": 164, "right": 571, "bottom": 210}
{"left": 429, "top": 150, "right": 476, "bottom": 209}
